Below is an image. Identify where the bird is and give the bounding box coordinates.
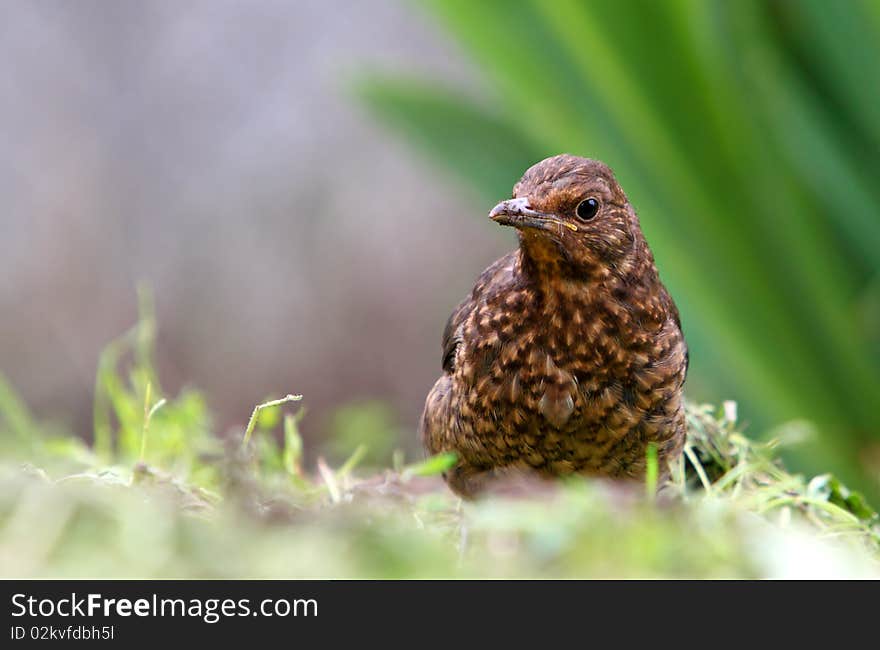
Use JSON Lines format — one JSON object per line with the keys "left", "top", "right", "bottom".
{"left": 420, "top": 154, "right": 688, "bottom": 497}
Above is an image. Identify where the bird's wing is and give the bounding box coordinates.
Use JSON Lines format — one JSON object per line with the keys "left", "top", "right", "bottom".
{"left": 663, "top": 288, "right": 689, "bottom": 379}
{"left": 441, "top": 298, "right": 470, "bottom": 373}
{"left": 440, "top": 250, "right": 518, "bottom": 373}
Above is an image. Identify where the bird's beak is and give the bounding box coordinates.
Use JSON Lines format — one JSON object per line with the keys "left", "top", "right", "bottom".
{"left": 489, "top": 197, "right": 577, "bottom": 232}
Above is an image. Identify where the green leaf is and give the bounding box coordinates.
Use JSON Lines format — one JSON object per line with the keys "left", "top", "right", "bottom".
{"left": 283, "top": 413, "right": 304, "bottom": 478}
{"left": 402, "top": 452, "right": 458, "bottom": 478}
{"left": 0, "top": 371, "right": 37, "bottom": 446}
{"left": 357, "top": 77, "right": 543, "bottom": 202}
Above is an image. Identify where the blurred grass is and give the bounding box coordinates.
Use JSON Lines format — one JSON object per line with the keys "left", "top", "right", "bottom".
{"left": 357, "top": 0, "right": 880, "bottom": 499}
{"left": 1, "top": 312, "right": 878, "bottom": 578}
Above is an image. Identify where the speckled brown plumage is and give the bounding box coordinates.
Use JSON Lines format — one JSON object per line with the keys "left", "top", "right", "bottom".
{"left": 420, "top": 155, "right": 687, "bottom": 497}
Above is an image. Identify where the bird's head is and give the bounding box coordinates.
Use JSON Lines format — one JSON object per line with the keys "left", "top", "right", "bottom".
{"left": 490, "top": 154, "right": 643, "bottom": 276}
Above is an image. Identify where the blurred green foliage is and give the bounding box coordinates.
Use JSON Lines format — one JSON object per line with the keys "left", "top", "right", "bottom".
{"left": 324, "top": 400, "right": 402, "bottom": 467}
{"left": 359, "top": 0, "right": 880, "bottom": 495}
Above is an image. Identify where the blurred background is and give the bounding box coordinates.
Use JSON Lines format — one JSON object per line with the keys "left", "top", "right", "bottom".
{"left": 1, "top": 1, "right": 879, "bottom": 497}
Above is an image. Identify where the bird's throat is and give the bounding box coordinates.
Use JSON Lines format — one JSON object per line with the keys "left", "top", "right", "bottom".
{"left": 518, "top": 231, "right": 570, "bottom": 272}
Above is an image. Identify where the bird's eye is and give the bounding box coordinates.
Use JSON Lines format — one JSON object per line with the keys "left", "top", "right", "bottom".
{"left": 576, "top": 198, "right": 600, "bottom": 221}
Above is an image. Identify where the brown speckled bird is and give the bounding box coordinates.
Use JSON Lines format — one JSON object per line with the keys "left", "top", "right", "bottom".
{"left": 420, "top": 154, "right": 687, "bottom": 497}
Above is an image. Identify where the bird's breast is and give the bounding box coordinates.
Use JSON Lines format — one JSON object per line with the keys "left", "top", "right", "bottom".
{"left": 460, "top": 279, "right": 670, "bottom": 435}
